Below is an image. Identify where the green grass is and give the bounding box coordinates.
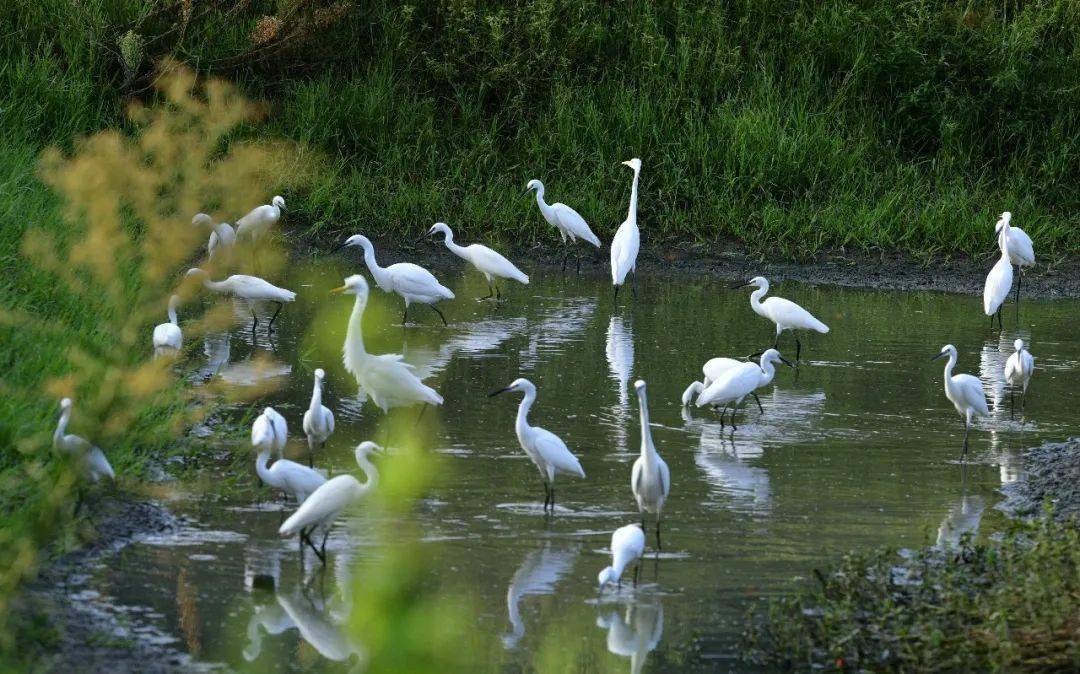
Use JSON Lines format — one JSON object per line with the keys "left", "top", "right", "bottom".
{"left": 743, "top": 511, "right": 1080, "bottom": 671}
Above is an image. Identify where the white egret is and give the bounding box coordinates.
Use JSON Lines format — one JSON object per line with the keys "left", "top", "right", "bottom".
{"left": 525, "top": 178, "right": 601, "bottom": 271}
{"left": 732, "top": 276, "right": 829, "bottom": 362}
{"left": 333, "top": 275, "right": 443, "bottom": 411}
{"left": 152, "top": 294, "right": 183, "bottom": 354}
{"left": 1003, "top": 338, "right": 1035, "bottom": 415}
{"left": 696, "top": 349, "right": 793, "bottom": 429}
{"left": 932, "top": 344, "right": 990, "bottom": 458}
{"left": 192, "top": 213, "right": 236, "bottom": 261}
{"left": 983, "top": 224, "right": 1014, "bottom": 330}
{"left": 680, "top": 381, "right": 704, "bottom": 407}
{"left": 53, "top": 398, "right": 115, "bottom": 486}
{"left": 302, "top": 368, "right": 335, "bottom": 467}
{"left": 427, "top": 222, "right": 528, "bottom": 299}
{"left": 680, "top": 357, "right": 750, "bottom": 407}
{"left": 611, "top": 158, "right": 641, "bottom": 300}
{"left": 236, "top": 196, "right": 285, "bottom": 241}
{"left": 338, "top": 234, "right": 454, "bottom": 325}
{"left": 489, "top": 378, "right": 585, "bottom": 512}
{"left": 279, "top": 441, "right": 382, "bottom": 564}
{"left": 597, "top": 524, "right": 646, "bottom": 591}
{"left": 253, "top": 407, "right": 326, "bottom": 507}
{"left": 630, "top": 380, "right": 670, "bottom": 550}
{"left": 994, "top": 212, "right": 1035, "bottom": 315}
{"left": 186, "top": 268, "right": 296, "bottom": 331}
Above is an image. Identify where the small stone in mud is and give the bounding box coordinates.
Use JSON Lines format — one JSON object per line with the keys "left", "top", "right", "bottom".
{"left": 251, "top": 574, "right": 276, "bottom": 591}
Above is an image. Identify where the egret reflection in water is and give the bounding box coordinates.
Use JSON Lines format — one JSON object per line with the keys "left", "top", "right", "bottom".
{"left": 606, "top": 315, "right": 634, "bottom": 406}
{"left": 597, "top": 596, "right": 664, "bottom": 674}
{"left": 502, "top": 543, "right": 579, "bottom": 648}
{"left": 520, "top": 296, "right": 596, "bottom": 367}
{"left": 196, "top": 332, "right": 231, "bottom": 381}
{"left": 935, "top": 468, "right": 985, "bottom": 549}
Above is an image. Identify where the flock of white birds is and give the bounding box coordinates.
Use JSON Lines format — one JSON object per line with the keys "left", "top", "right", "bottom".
{"left": 55, "top": 168, "right": 1040, "bottom": 590}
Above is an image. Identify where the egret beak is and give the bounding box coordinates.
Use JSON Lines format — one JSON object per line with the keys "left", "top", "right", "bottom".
{"left": 330, "top": 240, "right": 350, "bottom": 255}
{"left": 730, "top": 281, "right": 754, "bottom": 290}
{"left": 488, "top": 387, "right": 511, "bottom": 398}
{"left": 779, "top": 357, "right": 795, "bottom": 368}
{"left": 931, "top": 351, "right": 948, "bottom": 362}
{"left": 747, "top": 351, "right": 763, "bottom": 361}
{"left": 330, "top": 285, "right": 346, "bottom": 294}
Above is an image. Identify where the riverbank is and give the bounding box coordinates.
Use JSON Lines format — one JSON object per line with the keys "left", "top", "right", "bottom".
{"left": 743, "top": 437, "right": 1080, "bottom": 672}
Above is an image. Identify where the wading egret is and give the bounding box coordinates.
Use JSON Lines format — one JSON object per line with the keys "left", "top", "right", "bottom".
{"left": 302, "top": 368, "right": 335, "bottom": 467}
{"left": 732, "top": 276, "right": 829, "bottom": 362}
{"left": 630, "top": 380, "right": 670, "bottom": 550}
{"left": 427, "top": 222, "right": 528, "bottom": 299}
{"left": 931, "top": 344, "right": 990, "bottom": 458}
{"left": 680, "top": 382, "right": 704, "bottom": 407}
{"left": 152, "top": 294, "right": 183, "bottom": 354}
{"left": 192, "top": 213, "right": 236, "bottom": 261}
{"left": 681, "top": 357, "right": 748, "bottom": 406}
{"left": 332, "top": 275, "right": 443, "bottom": 411}
{"left": 279, "top": 441, "right": 382, "bottom": 564}
{"left": 236, "top": 196, "right": 285, "bottom": 241}
{"left": 994, "top": 212, "right": 1035, "bottom": 315}
{"left": 525, "top": 179, "right": 601, "bottom": 271}
{"left": 1003, "top": 338, "right": 1035, "bottom": 414}
{"left": 611, "top": 158, "right": 641, "bottom": 300}
{"left": 696, "top": 349, "right": 793, "bottom": 429}
{"left": 253, "top": 407, "right": 326, "bottom": 505}
{"left": 53, "top": 398, "right": 114, "bottom": 485}
{"left": 186, "top": 268, "right": 295, "bottom": 331}
{"left": 489, "top": 378, "right": 585, "bottom": 512}
{"left": 338, "top": 234, "right": 454, "bottom": 325}
{"left": 983, "top": 225, "right": 1014, "bottom": 330}
{"left": 597, "top": 524, "right": 646, "bottom": 590}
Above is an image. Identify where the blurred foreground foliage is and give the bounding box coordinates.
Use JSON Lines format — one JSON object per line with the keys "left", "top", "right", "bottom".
{"left": 743, "top": 510, "right": 1080, "bottom": 671}
{"left": 0, "top": 61, "right": 308, "bottom": 648}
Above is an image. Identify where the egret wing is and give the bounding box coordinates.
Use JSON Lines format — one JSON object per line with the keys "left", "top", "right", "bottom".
{"left": 532, "top": 426, "right": 584, "bottom": 478}
{"left": 552, "top": 203, "right": 600, "bottom": 247}
{"left": 387, "top": 263, "right": 454, "bottom": 299}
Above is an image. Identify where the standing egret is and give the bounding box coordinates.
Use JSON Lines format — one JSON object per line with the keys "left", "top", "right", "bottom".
{"left": 192, "top": 213, "right": 236, "bottom": 261}
{"left": 597, "top": 524, "right": 646, "bottom": 591}
{"left": 236, "top": 196, "right": 285, "bottom": 241}
{"left": 333, "top": 275, "right": 443, "bottom": 411}
{"left": 253, "top": 407, "right": 327, "bottom": 505}
{"left": 279, "top": 441, "right": 382, "bottom": 564}
{"left": 681, "top": 357, "right": 753, "bottom": 407}
{"left": 525, "top": 179, "right": 601, "bottom": 271}
{"left": 302, "top": 369, "right": 335, "bottom": 467}
{"left": 489, "top": 378, "right": 585, "bottom": 512}
{"left": 186, "top": 268, "right": 295, "bottom": 332}
{"left": 338, "top": 234, "right": 454, "bottom": 325}
{"left": 983, "top": 225, "right": 1014, "bottom": 330}
{"left": 152, "top": 294, "right": 183, "bottom": 355}
{"left": 1003, "top": 338, "right": 1035, "bottom": 415}
{"left": 732, "top": 276, "right": 829, "bottom": 363}
{"left": 696, "top": 349, "right": 793, "bottom": 429}
{"left": 630, "top": 380, "right": 670, "bottom": 550}
{"left": 53, "top": 398, "right": 115, "bottom": 486}
{"left": 931, "top": 344, "right": 990, "bottom": 458}
{"left": 427, "top": 222, "right": 528, "bottom": 299}
{"left": 611, "top": 158, "right": 642, "bottom": 300}
{"left": 994, "top": 212, "right": 1035, "bottom": 316}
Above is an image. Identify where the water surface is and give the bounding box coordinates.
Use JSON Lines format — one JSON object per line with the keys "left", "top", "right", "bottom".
{"left": 76, "top": 263, "right": 1080, "bottom": 672}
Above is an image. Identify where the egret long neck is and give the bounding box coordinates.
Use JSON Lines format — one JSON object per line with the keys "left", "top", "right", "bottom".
{"left": 942, "top": 352, "right": 957, "bottom": 395}
{"left": 203, "top": 277, "right": 227, "bottom": 293}
{"left": 53, "top": 408, "right": 71, "bottom": 448}
{"left": 749, "top": 285, "right": 769, "bottom": 317}
{"left": 309, "top": 378, "right": 323, "bottom": 414}
{"left": 255, "top": 450, "right": 274, "bottom": 485}
{"left": 167, "top": 297, "right": 178, "bottom": 325}
{"left": 626, "top": 168, "right": 640, "bottom": 223}
{"left": 344, "top": 294, "right": 368, "bottom": 367}
{"left": 442, "top": 231, "right": 470, "bottom": 260}
{"left": 533, "top": 186, "right": 551, "bottom": 216}
{"left": 515, "top": 389, "right": 537, "bottom": 440}
{"left": 355, "top": 451, "right": 379, "bottom": 493}
{"left": 637, "top": 389, "right": 654, "bottom": 461}
{"left": 359, "top": 242, "right": 386, "bottom": 286}
{"left": 758, "top": 359, "right": 777, "bottom": 386}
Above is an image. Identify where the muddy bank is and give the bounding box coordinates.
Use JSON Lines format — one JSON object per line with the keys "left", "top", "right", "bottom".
{"left": 999, "top": 437, "right": 1080, "bottom": 523}
{"left": 303, "top": 235, "right": 1080, "bottom": 299}
{"left": 18, "top": 498, "right": 209, "bottom": 673}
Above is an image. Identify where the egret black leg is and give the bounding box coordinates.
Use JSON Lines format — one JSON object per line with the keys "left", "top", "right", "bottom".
{"left": 1010, "top": 389, "right": 1015, "bottom": 420}
{"left": 1015, "top": 269, "right": 1022, "bottom": 321}
{"left": 614, "top": 284, "right": 620, "bottom": 301}
{"left": 997, "top": 306, "right": 1004, "bottom": 331}
{"left": 961, "top": 424, "right": 970, "bottom": 460}
{"left": 267, "top": 301, "right": 283, "bottom": 331}
{"left": 633, "top": 562, "right": 641, "bottom": 586}
{"left": 318, "top": 530, "right": 330, "bottom": 565}
{"left": 495, "top": 283, "right": 501, "bottom": 300}
{"left": 631, "top": 271, "right": 637, "bottom": 297}
{"left": 416, "top": 403, "right": 429, "bottom": 424}
{"left": 773, "top": 335, "right": 780, "bottom": 349}
{"left": 575, "top": 247, "right": 582, "bottom": 274}
{"left": 482, "top": 283, "right": 494, "bottom": 300}
{"left": 795, "top": 336, "right": 802, "bottom": 364}
{"left": 655, "top": 520, "right": 662, "bottom": 551}
{"left": 251, "top": 310, "right": 259, "bottom": 332}
{"left": 751, "top": 393, "right": 764, "bottom": 413}
{"left": 402, "top": 306, "right": 408, "bottom": 325}
{"left": 430, "top": 304, "right": 448, "bottom": 326}
{"left": 550, "top": 486, "right": 556, "bottom": 511}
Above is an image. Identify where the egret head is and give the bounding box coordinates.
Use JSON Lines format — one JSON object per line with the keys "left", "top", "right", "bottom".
{"left": 525, "top": 179, "right": 542, "bottom": 194}
{"left": 59, "top": 398, "right": 73, "bottom": 410}
{"left": 760, "top": 348, "right": 794, "bottom": 368}
{"left": 633, "top": 379, "right": 647, "bottom": 393}
{"left": 185, "top": 267, "right": 208, "bottom": 281}
{"left": 488, "top": 377, "right": 535, "bottom": 398}
{"left": 428, "top": 222, "right": 453, "bottom": 240}
{"left": 932, "top": 344, "right": 957, "bottom": 361}
{"left": 995, "top": 211, "right": 1012, "bottom": 230}
{"left": 314, "top": 368, "right": 326, "bottom": 380}
{"left": 356, "top": 441, "right": 382, "bottom": 459}
{"left": 597, "top": 566, "right": 615, "bottom": 590}
{"left": 342, "top": 234, "right": 372, "bottom": 251}
{"left": 191, "top": 212, "right": 213, "bottom": 227}
{"left": 272, "top": 195, "right": 286, "bottom": 210}
{"left": 621, "top": 158, "right": 642, "bottom": 172}
{"left": 731, "top": 275, "right": 768, "bottom": 290}
{"left": 1013, "top": 338, "right": 1024, "bottom": 352}
{"left": 330, "top": 274, "right": 369, "bottom": 301}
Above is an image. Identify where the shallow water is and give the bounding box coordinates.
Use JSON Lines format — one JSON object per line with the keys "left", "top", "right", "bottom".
{"left": 77, "top": 262, "right": 1079, "bottom": 672}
